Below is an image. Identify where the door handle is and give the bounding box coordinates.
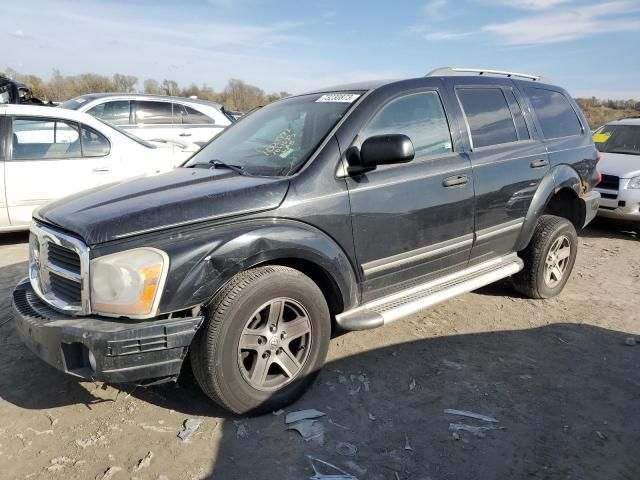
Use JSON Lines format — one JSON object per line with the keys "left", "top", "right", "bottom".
{"left": 92, "top": 167, "right": 110, "bottom": 173}
{"left": 442, "top": 174, "right": 469, "bottom": 188}
{"left": 179, "top": 133, "right": 192, "bottom": 137}
{"left": 530, "top": 159, "right": 549, "bottom": 168}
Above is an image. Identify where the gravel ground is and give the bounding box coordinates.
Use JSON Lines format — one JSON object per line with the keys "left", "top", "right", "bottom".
{"left": 0, "top": 219, "right": 638, "bottom": 480}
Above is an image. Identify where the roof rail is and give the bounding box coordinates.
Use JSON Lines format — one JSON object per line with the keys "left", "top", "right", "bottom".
{"left": 426, "top": 67, "right": 544, "bottom": 82}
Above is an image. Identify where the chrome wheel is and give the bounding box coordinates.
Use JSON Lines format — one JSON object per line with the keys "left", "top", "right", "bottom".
{"left": 237, "top": 298, "right": 312, "bottom": 391}
{"left": 544, "top": 235, "right": 571, "bottom": 288}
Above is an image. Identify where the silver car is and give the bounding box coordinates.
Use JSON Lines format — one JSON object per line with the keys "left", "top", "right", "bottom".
{"left": 593, "top": 118, "right": 640, "bottom": 222}
{"left": 60, "top": 93, "right": 234, "bottom": 147}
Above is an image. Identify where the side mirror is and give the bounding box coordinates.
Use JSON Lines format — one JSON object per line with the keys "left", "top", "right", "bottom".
{"left": 347, "top": 134, "right": 415, "bottom": 175}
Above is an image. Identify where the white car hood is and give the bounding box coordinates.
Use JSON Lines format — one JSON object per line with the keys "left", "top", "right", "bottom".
{"left": 598, "top": 152, "right": 640, "bottom": 179}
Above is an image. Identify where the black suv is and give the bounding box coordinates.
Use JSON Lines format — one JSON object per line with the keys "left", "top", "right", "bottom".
{"left": 13, "top": 68, "right": 600, "bottom": 414}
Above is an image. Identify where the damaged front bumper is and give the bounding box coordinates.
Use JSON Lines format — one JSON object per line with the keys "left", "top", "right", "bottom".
{"left": 12, "top": 279, "right": 203, "bottom": 384}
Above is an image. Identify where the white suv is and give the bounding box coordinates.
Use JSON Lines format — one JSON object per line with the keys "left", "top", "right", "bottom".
{"left": 60, "top": 94, "right": 234, "bottom": 146}
{"left": 593, "top": 118, "right": 640, "bottom": 222}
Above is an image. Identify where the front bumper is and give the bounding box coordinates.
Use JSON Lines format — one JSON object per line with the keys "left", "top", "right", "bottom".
{"left": 595, "top": 186, "right": 640, "bottom": 222}
{"left": 12, "top": 279, "right": 203, "bottom": 384}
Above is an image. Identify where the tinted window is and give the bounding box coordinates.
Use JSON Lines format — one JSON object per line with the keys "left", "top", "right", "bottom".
{"left": 458, "top": 88, "right": 518, "bottom": 148}
{"left": 182, "top": 105, "right": 214, "bottom": 124}
{"left": 593, "top": 124, "right": 640, "bottom": 155}
{"left": 525, "top": 88, "right": 582, "bottom": 139}
{"left": 88, "top": 101, "right": 131, "bottom": 125}
{"left": 364, "top": 91, "right": 452, "bottom": 156}
{"left": 135, "top": 101, "right": 176, "bottom": 125}
{"left": 504, "top": 90, "right": 530, "bottom": 140}
{"left": 81, "top": 125, "right": 110, "bottom": 157}
{"left": 12, "top": 118, "right": 81, "bottom": 160}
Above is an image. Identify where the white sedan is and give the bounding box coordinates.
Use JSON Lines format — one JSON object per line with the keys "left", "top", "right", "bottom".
{"left": 0, "top": 104, "right": 197, "bottom": 232}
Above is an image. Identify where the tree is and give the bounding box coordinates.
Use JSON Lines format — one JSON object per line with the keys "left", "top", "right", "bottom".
{"left": 112, "top": 73, "right": 138, "bottom": 93}
{"left": 161, "top": 79, "right": 179, "bottom": 96}
{"left": 143, "top": 79, "right": 160, "bottom": 95}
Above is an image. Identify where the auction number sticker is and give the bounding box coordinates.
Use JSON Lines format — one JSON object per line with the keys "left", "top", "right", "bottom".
{"left": 316, "top": 93, "right": 361, "bottom": 103}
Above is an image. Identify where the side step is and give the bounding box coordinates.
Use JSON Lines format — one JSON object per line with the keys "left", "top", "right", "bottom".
{"left": 336, "top": 254, "right": 523, "bottom": 331}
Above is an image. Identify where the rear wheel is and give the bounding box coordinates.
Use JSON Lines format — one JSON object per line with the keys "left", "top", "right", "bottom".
{"left": 513, "top": 215, "right": 578, "bottom": 299}
{"left": 190, "top": 266, "right": 331, "bottom": 415}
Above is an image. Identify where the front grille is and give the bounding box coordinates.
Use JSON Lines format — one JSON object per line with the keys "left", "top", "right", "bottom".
{"left": 49, "top": 272, "right": 82, "bottom": 304}
{"left": 48, "top": 243, "right": 81, "bottom": 275}
{"left": 598, "top": 174, "right": 620, "bottom": 191}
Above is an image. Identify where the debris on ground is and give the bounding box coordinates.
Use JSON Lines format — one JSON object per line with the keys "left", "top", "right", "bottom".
{"left": 178, "top": 419, "right": 203, "bottom": 442}
{"left": 452, "top": 432, "right": 460, "bottom": 441}
{"left": 100, "top": 466, "right": 122, "bottom": 480}
{"left": 442, "top": 360, "right": 465, "bottom": 370}
{"left": 368, "top": 413, "right": 376, "bottom": 421}
{"left": 285, "top": 409, "right": 326, "bottom": 424}
{"left": 409, "top": 378, "right": 416, "bottom": 391}
{"left": 335, "top": 441, "right": 358, "bottom": 457}
{"left": 234, "top": 420, "right": 249, "bottom": 439}
{"left": 306, "top": 455, "right": 358, "bottom": 480}
{"left": 624, "top": 337, "right": 636, "bottom": 346}
{"left": 444, "top": 409, "right": 499, "bottom": 423}
{"left": 328, "top": 418, "right": 349, "bottom": 430}
{"left": 449, "top": 423, "right": 504, "bottom": 434}
{"left": 343, "top": 460, "right": 367, "bottom": 476}
{"left": 134, "top": 451, "right": 153, "bottom": 471}
{"left": 272, "top": 409, "right": 285, "bottom": 416}
{"left": 404, "top": 434, "right": 413, "bottom": 451}
{"left": 287, "top": 419, "right": 325, "bottom": 445}
{"left": 596, "top": 431, "right": 608, "bottom": 440}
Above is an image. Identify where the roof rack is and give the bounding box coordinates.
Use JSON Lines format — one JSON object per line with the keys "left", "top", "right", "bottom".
{"left": 426, "top": 67, "right": 543, "bottom": 82}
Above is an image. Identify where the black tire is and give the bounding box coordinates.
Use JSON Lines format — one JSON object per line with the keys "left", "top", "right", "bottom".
{"left": 513, "top": 215, "right": 578, "bottom": 299}
{"left": 190, "top": 265, "right": 331, "bottom": 415}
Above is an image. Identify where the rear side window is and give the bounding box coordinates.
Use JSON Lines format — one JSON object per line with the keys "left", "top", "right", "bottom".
{"left": 81, "top": 125, "right": 110, "bottom": 157}
{"left": 525, "top": 88, "right": 583, "bottom": 139}
{"left": 457, "top": 88, "right": 518, "bottom": 148}
{"left": 363, "top": 91, "right": 453, "bottom": 157}
{"left": 135, "top": 101, "right": 176, "bottom": 125}
{"left": 182, "top": 105, "right": 214, "bottom": 125}
{"left": 88, "top": 100, "right": 131, "bottom": 125}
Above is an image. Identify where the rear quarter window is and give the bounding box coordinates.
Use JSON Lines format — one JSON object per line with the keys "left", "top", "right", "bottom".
{"left": 525, "top": 88, "right": 583, "bottom": 140}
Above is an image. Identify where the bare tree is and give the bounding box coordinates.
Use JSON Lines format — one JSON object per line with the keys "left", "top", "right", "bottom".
{"left": 143, "top": 79, "right": 161, "bottom": 95}
{"left": 113, "top": 73, "right": 138, "bottom": 93}
{"left": 161, "top": 79, "right": 179, "bottom": 96}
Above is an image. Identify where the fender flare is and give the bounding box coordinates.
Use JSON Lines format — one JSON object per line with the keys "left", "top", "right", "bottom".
{"left": 158, "top": 219, "right": 360, "bottom": 314}
{"left": 514, "top": 164, "right": 583, "bottom": 251}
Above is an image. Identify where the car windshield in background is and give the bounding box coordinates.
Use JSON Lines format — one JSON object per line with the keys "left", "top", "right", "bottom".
{"left": 94, "top": 117, "right": 156, "bottom": 149}
{"left": 59, "top": 97, "right": 90, "bottom": 110}
{"left": 184, "top": 92, "right": 363, "bottom": 176}
{"left": 594, "top": 124, "right": 640, "bottom": 156}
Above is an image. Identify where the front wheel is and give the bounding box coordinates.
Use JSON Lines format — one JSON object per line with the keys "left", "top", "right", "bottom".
{"left": 190, "top": 266, "right": 331, "bottom": 415}
{"left": 512, "top": 215, "right": 578, "bottom": 299}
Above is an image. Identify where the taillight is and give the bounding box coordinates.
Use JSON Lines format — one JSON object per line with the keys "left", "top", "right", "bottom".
{"left": 594, "top": 150, "right": 602, "bottom": 186}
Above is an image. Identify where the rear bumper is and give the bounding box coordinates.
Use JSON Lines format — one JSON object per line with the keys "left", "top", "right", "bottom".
{"left": 12, "top": 279, "right": 203, "bottom": 384}
{"left": 580, "top": 190, "right": 601, "bottom": 228}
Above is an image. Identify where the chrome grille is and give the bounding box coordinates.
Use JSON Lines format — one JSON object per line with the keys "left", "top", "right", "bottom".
{"left": 29, "top": 223, "right": 90, "bottom": 315}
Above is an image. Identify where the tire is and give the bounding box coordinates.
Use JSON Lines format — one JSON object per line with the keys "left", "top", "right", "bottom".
{"left": 190, "top": 265, "right": 331, "bottom": 415}
{"left": 512, "top": 215, "right": 578, "bottom": 299}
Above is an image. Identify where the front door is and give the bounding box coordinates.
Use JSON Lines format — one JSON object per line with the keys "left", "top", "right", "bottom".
{"left": 346, "top": 88, "right": 475, "bottom": 301}
{"left": 448, "top": 82, "right": 550, "bottom": 265}
{"left": 5, "top": 116, "right": 115, "bottom": 226}
{"left": 0, "top": 115, "right": 10, "bottom": 228}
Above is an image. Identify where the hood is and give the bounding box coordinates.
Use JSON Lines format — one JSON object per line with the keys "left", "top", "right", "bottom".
{"left": 598, "top": 152, "right": 640, "bottom": 178}
{"left": 35, "top": 168, "right": 289, "bottom": 245}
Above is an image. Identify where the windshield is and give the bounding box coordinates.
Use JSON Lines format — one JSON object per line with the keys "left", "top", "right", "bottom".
{"left": 94, "top": 117, "right": 156, "bottom": 149}
{"left": 184, "top": 92, "right": 362, "bottom": 176}
{"left": 60, "top": 97, "right": 91, "bottom": 110}
{"left": 594, "top": 124, "right": 640, "bottom": 156}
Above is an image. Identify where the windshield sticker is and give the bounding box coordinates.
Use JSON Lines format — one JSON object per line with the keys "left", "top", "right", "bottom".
{"left": 75, "top": 97, "right": 87, "bottom": 104}
{"left": 316, "top": 93, "right": 361, "bottom": 103}
{"left": 592, "top": 132, "right": 611, "bottom": 143}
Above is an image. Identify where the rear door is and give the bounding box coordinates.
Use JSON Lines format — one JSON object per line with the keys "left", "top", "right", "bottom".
{"left": 446, "top": 79, "right": 550, "bottom": 265}
{"left": 5, "top": 116, "right": 115, "bottom": 226}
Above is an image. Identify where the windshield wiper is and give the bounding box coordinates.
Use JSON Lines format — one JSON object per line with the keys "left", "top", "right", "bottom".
{"left": 209, "top": 160, "right": 245, "bottom": 175}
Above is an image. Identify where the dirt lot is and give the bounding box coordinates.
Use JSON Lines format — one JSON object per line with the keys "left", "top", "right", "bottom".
{"left": 0, "top": 219, "right": 639, "bottom": 480}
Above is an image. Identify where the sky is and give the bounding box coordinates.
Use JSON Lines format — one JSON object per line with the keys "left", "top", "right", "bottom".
{"left": 3, "top": 0, "right": 640, "bottom": 99}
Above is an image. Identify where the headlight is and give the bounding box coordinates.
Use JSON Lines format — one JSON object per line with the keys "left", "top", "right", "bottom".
{"left": 628, "top": 176, "right": 640, "bottom": 189}
{"left": 91, "top": 248, "right": 168, "bottom": 317}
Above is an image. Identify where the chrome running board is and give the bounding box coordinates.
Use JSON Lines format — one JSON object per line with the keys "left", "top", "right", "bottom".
{"left": 336, "top": 254, "right": 524, "bottom": 331}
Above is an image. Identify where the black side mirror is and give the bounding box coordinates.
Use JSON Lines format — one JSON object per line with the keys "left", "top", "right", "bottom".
{"left": 347, "top": 134, "right": 415, "bottom": 175}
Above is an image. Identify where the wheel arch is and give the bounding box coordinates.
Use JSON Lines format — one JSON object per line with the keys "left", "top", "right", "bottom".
{"left": 515, "top": 164, "right": 585, "bottom": 251}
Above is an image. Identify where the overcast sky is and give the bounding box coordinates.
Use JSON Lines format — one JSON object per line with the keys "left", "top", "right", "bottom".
{"left": 4, "top": 0, "right": 640, "bottom": 98}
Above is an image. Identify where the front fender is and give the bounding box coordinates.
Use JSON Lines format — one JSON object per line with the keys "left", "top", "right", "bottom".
{"left": 514, "top": 164, "right": 582, "bottom": 251}
{"left": 155, "top": 219, "right": 360, "bottom": 314}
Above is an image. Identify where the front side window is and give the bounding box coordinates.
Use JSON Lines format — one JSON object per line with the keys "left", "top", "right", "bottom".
{"left": 12, "top": 117, "right": 81, "bottom": 160}
{"left": 363, "top": 91, "right": 453, "bottom": 157}
{"left": 81, "top": 125, "right": 111, "bottom": 157}
{"left": 135, "top": 101, "right": 176, "bottom": 125}
{"left": 593, "top": 124, "right": 640, "bottom": 156}
{"left": 525, "top": 88, "right": 583, "bottom": 139}
{"left": 185, "top": 92, "right": 360, "bottom": 176}
{"left": 88, "top": 100, "right": 131, "bottom": 125}
{"left": 457, "top": 88, "right": 519, "bottom": 148}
